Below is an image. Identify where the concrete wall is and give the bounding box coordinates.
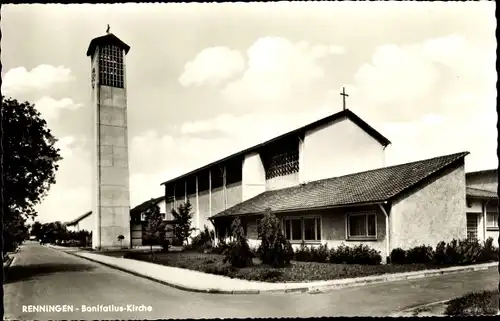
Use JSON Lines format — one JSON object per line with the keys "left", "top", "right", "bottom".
{"left": 391, "top": 162, "right": 467, "bottom": 250}
{"left": 226, "top": 182, "right": 243, "bottom": 209}
{"left": 242, "top": 152, "right": 266, "bottom": 201}
{"left": 244, "top": 206, "right": 388, "bottom": 259}
{"left": 91, "top": 45, "right": 131, "bottom": 249}
{"left": 266, "top": 173, "right": 299, "bottom": 190}
{"left": 198, "top": 190, "right": 211, "bottom": 230}
{"left": 301, "top": 117, "right": 385, "bottom": 182}
{"left": 68, "top": 214, "right": 94, "bottom": 233}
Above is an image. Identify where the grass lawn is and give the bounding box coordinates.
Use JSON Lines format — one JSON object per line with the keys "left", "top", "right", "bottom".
{"left": 445, "top": 290, "right": 498, "bottom": 316}
{"left": 98, "top": 250, "right": 469, "bottom": 283}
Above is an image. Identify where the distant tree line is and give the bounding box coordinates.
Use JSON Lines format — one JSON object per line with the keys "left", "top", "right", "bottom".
{"left": 31, "top": 221, "right": 92, "bottom": 247}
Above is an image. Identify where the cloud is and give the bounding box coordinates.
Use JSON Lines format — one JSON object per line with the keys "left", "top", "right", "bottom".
{"left": 54, "top": 136, "right": 77, "bottom": 158}
{"left": 34, "top": 96, "right": 82, "bottom": 120}
{"left": 179, "top": 46, "right": 245, "bottom": 87}
{"left": 221, "top": 37, "right": 345, "bottom": 106}
{"left": 354, "top": 44, "right": 440, "bottom": 105}
{"left": 3, "top": 64, "right": 74, "bottom": 95}
{"left": 352, "top": 34, "right": 495, "bottom": 122}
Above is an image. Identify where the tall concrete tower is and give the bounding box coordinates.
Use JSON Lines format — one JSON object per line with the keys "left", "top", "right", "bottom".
{"left": 87, "top": 30, "right": 131, "bottom": 250}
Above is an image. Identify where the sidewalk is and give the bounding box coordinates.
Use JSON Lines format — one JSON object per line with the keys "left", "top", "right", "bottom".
{"left": 65, "top": 249, "right": 498, "bottom": 295}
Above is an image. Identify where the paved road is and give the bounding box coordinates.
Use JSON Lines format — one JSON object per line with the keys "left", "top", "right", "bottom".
{"left": 4, "top": 243, "right": 498, "bottom": 320}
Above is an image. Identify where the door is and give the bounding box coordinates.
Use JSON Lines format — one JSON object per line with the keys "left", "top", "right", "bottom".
{"left": 466, "top": 213, "right": 479, "bottom": 240}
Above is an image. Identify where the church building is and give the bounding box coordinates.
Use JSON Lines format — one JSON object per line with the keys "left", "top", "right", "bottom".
{"left": 160, "top": 108, "right": 474, "bottom": 262}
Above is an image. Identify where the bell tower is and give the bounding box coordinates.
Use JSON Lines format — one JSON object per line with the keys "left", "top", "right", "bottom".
{"left": 87, "top": 28, "right": 131, "bottom": 249}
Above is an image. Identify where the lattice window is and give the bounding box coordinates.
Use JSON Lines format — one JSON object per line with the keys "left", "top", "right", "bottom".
{"left": 99, "top": 45, "right": 124, "bottom": 88}
{"left": 264, "top": 149, "right": 299, "bottom": 179}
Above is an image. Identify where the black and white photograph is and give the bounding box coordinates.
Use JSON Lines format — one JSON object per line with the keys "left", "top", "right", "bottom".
{"left": 2, "top": 2, "right": 498, "bottom": 319}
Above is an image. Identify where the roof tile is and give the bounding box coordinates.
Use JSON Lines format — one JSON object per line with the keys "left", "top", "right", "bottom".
{"left": 211, "top": 152, "right": 469, "bottom": 218}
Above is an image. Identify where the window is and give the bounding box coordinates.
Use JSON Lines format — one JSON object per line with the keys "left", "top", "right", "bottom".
{"left": 99, "top": 45, "right": 124, "bottom": 88}
{"left": 347, "top": 212, "right": 377, "bottom": 239}
{"left": 466, "top": 213, "right": 478, "bottom": 240}
{"left": 487, "top": 212, "right": 499, "bottom": 229}
{"left": 283, "top": 217, "right": 321, "bottom": 242}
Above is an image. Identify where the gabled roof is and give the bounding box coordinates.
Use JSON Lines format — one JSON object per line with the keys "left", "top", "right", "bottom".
{"left": 66, "top": 211, "right": 92, "bottom": 226}
{"left": 161, "top": 109, "right": 391, "bottom": 186}
{"left": 466, "top": 187, "right": 498, "bottom": 200}
{"left": 87, "top": 33, "right": 131, "bottom": 57}
{"left": 211, "top": 152, "right": 469, "bottom": 219}
{"left": 130, "top": 196, "right": 165, "bottom": 216}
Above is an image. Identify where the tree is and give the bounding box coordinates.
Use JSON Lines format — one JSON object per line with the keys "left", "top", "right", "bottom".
{"left": 171, "top": 201, "right": 196, "bottom": 246}
{"left": 1, "top": 97, "right": 62, "bottom": 252}
{"left": 143, "top": 201, "right": 166, "bottom": 257}
{"left": 257, "top": 209, "right": 294, "bottom": 268}
{"left": 31, "top": 221, "right": 43, "bottom": 239}
{"left": 223, "top": 217, "right": 254, "bottom": 268}
{"left": 117, "top": 235, "right": 125, "bottom": 248}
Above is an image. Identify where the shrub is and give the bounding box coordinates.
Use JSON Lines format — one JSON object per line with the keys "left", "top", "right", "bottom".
{"left": 459, "top": 238, "right": 483, "bottom": 264}
{"left": 330, "top": 243, "right": 382, "bottom": 265}
{"left": 257, "top": 209, "right": 294, "bottom": 268}
{"left": 223, "top": 217, "right": 254, "bottom": 268}
{"left": 433, "top": 241, "right": 447, "bottom": 265}
{"left": 210, "top": 239, "right": 227, "bottom": 254}
{"left": 202, "top": 265, "right": 235, "bottom": 277}
{"left": 439, "top": 238, "right": 484, "bottom": 265}
{"left": 294, "top": 241, "right": 312, "bottom": 262}
{"left": 406, "top": 245, "right": 434, "bottom": 264}
{"left": 445, "top": 290, "right": 497, "bottom": 316}
{"left": 190, "top": 225, "right": 215, "bottom": 252}
{"left": 310, "top": 243, "right": 329, "bottom": 263}
{"left": 390, "top": 248, "right": 407, "bottom": 264}
{"left": 255, "top": 270, "right": 284, "bottom": 282}
{"left": 160, "top": 239, "right": 171, "bottom": 252}
{"left": 479, "top": 237, "right": 498, "bottom": 262}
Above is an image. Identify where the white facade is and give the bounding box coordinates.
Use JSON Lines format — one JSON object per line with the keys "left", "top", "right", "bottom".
{"left": 67, "top": 213, "right": 94, "bottom": 232}
{"left": 241, "top": 152, "right": 267, "bottom": 202}
{"left": 300, "top": 117, "right": 386, "bottom": 182}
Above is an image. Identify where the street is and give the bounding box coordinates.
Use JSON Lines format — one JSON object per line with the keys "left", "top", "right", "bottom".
{"left": 4, "top": 243, "right": 498, "bottom": 319}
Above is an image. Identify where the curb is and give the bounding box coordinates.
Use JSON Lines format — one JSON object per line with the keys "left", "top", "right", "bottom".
{"left": 391, "top": 299, "right": 451, "bottom": 316}
{"left": 55, "top": 247, "right": 497, "bottom": 295}
{"left": 65, "top": 251, "right": 238, "bottom": 295}
{"left": 3, "top": 255, "right": 15, "bottom": 270}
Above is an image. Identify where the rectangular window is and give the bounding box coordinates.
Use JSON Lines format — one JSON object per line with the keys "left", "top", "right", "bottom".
{"left": 284, "top": 217, "right": 321, "bottom": 242}
{"left": 99, "top": 45, "right": 124, "bottom": 88}
{"left": 347, "top": 212, "right": 377, "bottom": 239}
{"left": 466, "top": 213, "right": 478, "bottom": 240}
{"left": 487, "top": 212, "right": 499, "bottom": 229}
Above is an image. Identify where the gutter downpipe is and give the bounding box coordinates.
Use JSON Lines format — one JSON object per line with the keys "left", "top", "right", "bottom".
{"left": 483, "top": 200, "right": 490, "bottom": 240}
{"left": 378, "top": 202, "right": 390, "bottom": 263}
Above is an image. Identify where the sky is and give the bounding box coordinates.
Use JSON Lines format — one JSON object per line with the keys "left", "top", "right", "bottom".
{"left": 2, "top": 2, "right": 497, "bottom": 223}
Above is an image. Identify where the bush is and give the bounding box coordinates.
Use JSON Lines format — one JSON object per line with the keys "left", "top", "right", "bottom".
{"left": 310, "top": 243, "right": 329, "bottom": 263}
{"left": 406, "top": 245, "right": 434, "bottom": 264}
{"left": 222, "top": 218, "right": 254, "bottom": 268}
{"left": 445, "top": 290, "right": 498, "bottom": 316}
{"left": 390, "top": 248, "right": 407, "bottom": 264}
{"left": 160, "top": 239, "right": 171, "bottom": 252}
{"left": 433, "top": 241, "right": 447, "bottom": 265}
{"left": 479, "top": 237, "right": 498, "bottom": 262}
{"left": 294, "top": 241, "right": 312, "bottom": 262}
{"left": 190, "top": 225, "right": 215, "bottom": 252}
{"left": 254, "top": 269, "right": 284, "bottom": 282}
{"left": 257, "top": 209, "right": 294, "bottom": 268}
{"left": 329, "top": 243, "right": 382, "bottom": 265}
{"left": 202, "top": 265, "right": 235, "bottom": 277}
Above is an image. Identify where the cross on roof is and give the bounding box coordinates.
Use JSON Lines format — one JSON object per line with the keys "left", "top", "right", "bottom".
{"left": 106, "top": 24, "right": 110, "bottom": 34}
{"left": 340, "top": 86, "right": 349, "bottom": 111}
